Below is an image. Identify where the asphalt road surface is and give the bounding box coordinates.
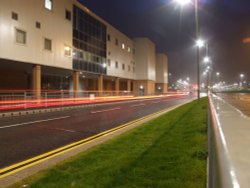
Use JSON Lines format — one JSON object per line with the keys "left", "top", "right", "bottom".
{"left": 216, "top": 93, "right": 250, "bottom": 116}
{"left": 0, "top": 95, "right": 193, "bottom": 168}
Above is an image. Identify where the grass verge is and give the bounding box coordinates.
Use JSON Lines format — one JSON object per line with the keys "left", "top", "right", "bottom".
{"left": 11, "top": 98, "right": 208, "bottom": 188}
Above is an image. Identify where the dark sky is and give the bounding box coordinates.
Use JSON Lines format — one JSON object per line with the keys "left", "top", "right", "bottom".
{"left": 80, "top": 0, "right": 250, "bottom": 84}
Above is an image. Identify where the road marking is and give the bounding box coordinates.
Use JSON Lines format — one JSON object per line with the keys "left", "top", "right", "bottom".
{"left": 46, "top": 127, "right": 76, "bottom": 133}
{"left": 130, "top": 104, "right": 146, "bottom": 107}
{"left": 90, "top": 107, "right": 121, "bottom": 114}
{"left": 0, "top": 100, "right": 192, "bottom": 179}
{"left": 151, "top": 101, "right": 161, "bottom": 104}
{"left": 0, "top": 116, "right": 70, "bottom": 129}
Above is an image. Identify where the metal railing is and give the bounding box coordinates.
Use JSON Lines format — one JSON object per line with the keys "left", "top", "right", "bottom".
{"left": 208, "top": 93, "right": 250, "bottom": 188}
{"left": 0, "top": 90, "right": 134, "bottom": 111}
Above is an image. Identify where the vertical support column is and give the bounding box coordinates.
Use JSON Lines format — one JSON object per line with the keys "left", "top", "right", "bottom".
{"left": 115, "top": 77, "right": 120, "bottom": 95}
{"left": 127, "top": 80, "right": 131, "bottom": 92}
{"left": 32, "top": 65, "right": 41, "bottom": 99}
{"left": 73, "top": 71, "right": 79, "bottom": 98}
{"left": 98, "top": 75, "right": 103, "bottom": 97}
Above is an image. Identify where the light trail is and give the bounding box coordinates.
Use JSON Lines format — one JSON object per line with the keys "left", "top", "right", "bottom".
{"left": 90, "top": 107, "right": 121, "bottom": 114}
{"left": 0, "top": 91, "right": 189, "bottom": 111}
{"left": 130, "top": 104, "right": 146, "bottom": 107}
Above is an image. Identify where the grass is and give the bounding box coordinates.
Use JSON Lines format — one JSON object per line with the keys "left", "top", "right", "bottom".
{"left": 10, "top": 98, "right": 208, "bottom": 188}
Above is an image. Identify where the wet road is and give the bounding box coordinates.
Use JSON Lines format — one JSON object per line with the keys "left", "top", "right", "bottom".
{"left": 216, "top": 93, "right": 250, "bottom": 116}
{"left": 0, "top": 95, "right": 193, "bottom": 168}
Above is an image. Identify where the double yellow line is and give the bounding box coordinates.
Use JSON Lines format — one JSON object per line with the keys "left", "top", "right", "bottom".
{"left": 0, "top": 106, "right": 176, "bottom": 179}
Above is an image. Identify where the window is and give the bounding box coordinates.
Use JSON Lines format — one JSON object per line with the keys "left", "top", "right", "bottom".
{"left": 64, "top": 45, "right": 71, "bottom": 56}
{"left": 107, "top": 59, "right": 111, "bottom": 66}
{"left": 107, "top": 34, "right": 111, "bottom": 41}
{"left": 45, "top": 0, "right": 52, "bottom": 11}
{"left": 12, "top": 12, "right": 18, "bottom": 20}
{"left": 115, "top": 61, "right": 118, "bottom": 68}
{"left": 16, "top": 29, "right": 26, "bottom": 44}
{"left": 128, "top": 47, "right": 131, "bottom": 52}
{"left": 108, "top": 51, "right": 111, "bottom": 56}
{"left": 133, "top": 49, "right": 135, "bottom": 54}
{"left": 44, "top": 38, "right": 52, "bottom": 51}
{"left": 128, "top": 65, "right": 131, "bottom": 71}
{"left": 133, "top": 67, "right": 135, "bottom": 72}
{"left": 122, "top": 43, "right": 125, "bottom": 49}
{"left": 122, "top": 64, "right": 125, "bottom": 70}
{"left": 65, "top": 10, "right": 71, "bottom": 21}
{"left": 36, "top": 21, "right": 41, "bottom": 29}
{"left": 115, "top": 38, "right": 118, "bottom": 46}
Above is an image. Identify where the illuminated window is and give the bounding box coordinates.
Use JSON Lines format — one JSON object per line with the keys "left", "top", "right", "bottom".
{"left": 122, "top": 43, "right": 125, "bottom": 49}
{"left": 127, "top": 47, "right": 131, "bottom": 52}
{"left": 16, "top": 29, "right": 26, "bottom": 44}
{"left": 64, "top": 45, "right": 71, "bottom": 56}
{"left": 44, "top": 38, "right": 52, "bottom": 51}
{"left": 45, "top": 0, "right": 52, "bottom": 11}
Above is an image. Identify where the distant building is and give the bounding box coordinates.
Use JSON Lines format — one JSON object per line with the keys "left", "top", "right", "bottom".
{"left": 0, "top": 0, "right": 168, "bottom": 96}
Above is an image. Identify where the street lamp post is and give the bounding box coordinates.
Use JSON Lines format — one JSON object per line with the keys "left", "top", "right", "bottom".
{"left": 195, "top": 0, "right": 200, "bottom": 99}
{"left": 240, "top": 73, "right": 244, "bottom": 89}
{"left": 216, "top": 72, "right": 220, "bottom": 84}
{"left": 175, "top": 0, "right": 202, "bottom": 99}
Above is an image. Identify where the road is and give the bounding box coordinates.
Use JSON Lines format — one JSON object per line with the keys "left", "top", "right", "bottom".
{"left": 216, "top": 93, "right": 250, "bottom": 116}
{"left": 0, "top": 94, "right": 193, "bottom": 169}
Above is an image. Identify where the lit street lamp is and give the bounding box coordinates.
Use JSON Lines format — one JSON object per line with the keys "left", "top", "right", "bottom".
{"left": 174, "top": 0, "right": 191, "bottom": 6}
{"left": 175, "top": 0, "right": 201, "bottom": 99}
{"left": 240, "top": 73, "right": 245, "bottom": 88}
{"left": 196, "top": 39, "right": 205, "bottom": 48}
{"left": 203, "top": 56, "right": 210, "bottom": 63}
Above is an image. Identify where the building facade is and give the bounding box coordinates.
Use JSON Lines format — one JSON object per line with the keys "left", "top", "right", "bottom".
{"left": 0, "top": 0, "right": 168, "bottom": 96}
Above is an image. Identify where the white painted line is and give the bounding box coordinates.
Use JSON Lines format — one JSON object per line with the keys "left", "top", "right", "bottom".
{"left": 130, "top": 104, "right": 146, "bottom": 107}
{"left": 151, "top": 101, "right": 161, "bottom": 104}
{"left": 90, "top": 107, "right": 121, "bottom": 114}
{"left": 48, "top": 128, "right": 76, "bottom": 133}
{"left": 0, "top": 116, "right": 70, "bottom": 129}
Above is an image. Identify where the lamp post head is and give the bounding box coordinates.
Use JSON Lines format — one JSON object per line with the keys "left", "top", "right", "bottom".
{"left": 174, "top": 0, "right": 191, "bottom": 6}
{"left": 203, "top": 56, "right": 210, "bottom": 63}
{"left": 196, "top": 39, "right": 205, "bottom": 48}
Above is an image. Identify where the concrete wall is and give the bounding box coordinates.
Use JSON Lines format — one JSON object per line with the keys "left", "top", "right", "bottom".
{"left": 133, "top": 38, "right": 156, "bottom": 81}
{"left": 0, "top": 0, "right": 72, "bottom": 70}
{"left": 134, "top": 80, "right": 155, "bottom": 96}
{"left": 156, "top": 54, "right": 168, "bottom": 84}
{"left": 106, "top": 25, "right": 135, "bottom": 80}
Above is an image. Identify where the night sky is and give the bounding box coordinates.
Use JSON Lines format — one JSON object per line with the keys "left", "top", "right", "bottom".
{"left": 80, "top": 0, "right": 250, "bottom": 84}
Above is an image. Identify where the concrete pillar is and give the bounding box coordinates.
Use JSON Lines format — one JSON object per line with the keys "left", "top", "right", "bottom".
{"left": 32, "top": 65, "right": 41, "bottom": 99}
{"left": 73, "top": 71, "right": 79, "bottom": 97}
{"left": 98, "top": 75, "right": 103, "bottom": 96}
{"left": 127, "top": 80, "right": 131, "bottom": 92}
{"left": 115, "top": 77, "right": 120, "bottom": 95}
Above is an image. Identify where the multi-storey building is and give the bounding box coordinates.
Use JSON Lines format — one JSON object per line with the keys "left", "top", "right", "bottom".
{"left": 0, "top": 0, "right": 168, "bottom": 97}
